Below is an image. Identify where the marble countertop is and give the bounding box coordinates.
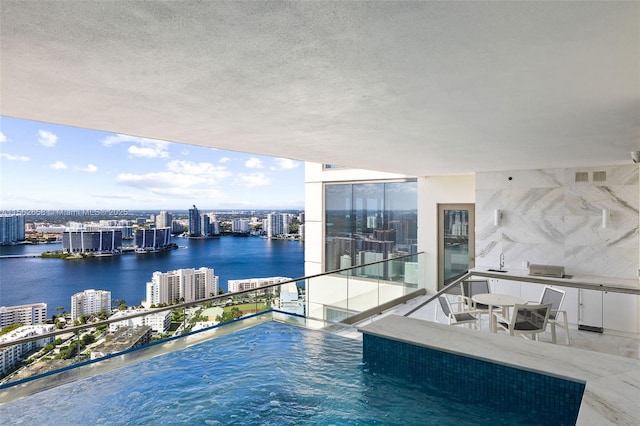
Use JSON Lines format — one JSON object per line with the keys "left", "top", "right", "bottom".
{"left": 470, "top": 267, "right": 640, "bottom": 294}
{"left": 358, "top": 315, "right": 640, "bottom": 425}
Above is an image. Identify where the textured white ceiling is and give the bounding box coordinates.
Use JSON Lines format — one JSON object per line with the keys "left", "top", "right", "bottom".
{"left": 1, "top": 1, "right": 638, "bottom": 176}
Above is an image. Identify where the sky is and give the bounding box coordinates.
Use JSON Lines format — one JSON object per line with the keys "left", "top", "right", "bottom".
{"left": 0, "top": 116, "right": 305, "bottom": 211}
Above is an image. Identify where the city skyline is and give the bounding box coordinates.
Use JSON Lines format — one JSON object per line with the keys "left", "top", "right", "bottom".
{"left": 0, "top": 116, "right": 305, "bottom": 211}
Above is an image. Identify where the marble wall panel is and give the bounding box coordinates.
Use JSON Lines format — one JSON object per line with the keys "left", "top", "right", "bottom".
{"left": 564, "top": 185, "right": 638, "bottom": 217}
{"left": 564, "top": 246, "right": 638, "bottom": 279}
{"left": 501, "top": 214, "right": 565, "bottom": 245}
{"left": 475, "top": 165, "right": 639, "bottom": 279}
{"left": 505, "top": 187, "right": 565, "bottom": 215}
{"left": 565, "top": 216, "right": 638, "bottom": 248}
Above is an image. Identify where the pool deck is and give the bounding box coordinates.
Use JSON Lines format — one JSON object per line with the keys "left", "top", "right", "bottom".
{"left": 358, "top": 315, "right": 640, "bottom": 426}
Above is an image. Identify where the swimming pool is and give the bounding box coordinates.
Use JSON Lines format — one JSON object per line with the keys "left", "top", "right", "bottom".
{"left": 1, "top": 319, "right": 556, "bottom": 425}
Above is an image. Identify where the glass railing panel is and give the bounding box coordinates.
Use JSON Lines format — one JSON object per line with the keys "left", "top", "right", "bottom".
{"left": 2, "top": 253, "right": 426, "bottom": 389}
{"left": 306, "top": 270, "right": 351, "bottom": 322}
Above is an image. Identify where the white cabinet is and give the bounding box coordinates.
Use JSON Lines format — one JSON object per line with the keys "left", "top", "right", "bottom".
{"left": 579, "top": 289, "right": 603, "bottom": 332}
{"left": 603, "top": 292, "right": 639, "bottom": 334}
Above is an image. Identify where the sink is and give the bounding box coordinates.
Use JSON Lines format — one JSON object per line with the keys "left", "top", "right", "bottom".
{"left": 487, "top": 268, "right": 508, "bottom": 273}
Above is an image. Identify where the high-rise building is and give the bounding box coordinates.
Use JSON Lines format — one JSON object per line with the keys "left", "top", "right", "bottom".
{"left": 62, "top": 230, "right": 122, "bottom": 254}
{"left": 188, "top": 205, "right": 201, "bottom": 236}
{"left": 0, "top": 214, "right": 25, "bottom": 245}
{"left": 0, "top": 303, "right": 48, "bottom": 328}
{"left": 71, "top": 289, "right": 112, "bottom": 321}
{"left": 200, "top": 213, "right": 210, "bottom": 237}
{"left": 231, "top": 219, "right": 249, "bottom": 233}
{"left": 135, "top": 227, "right": 171, "bottom": 251}
{"left": 145, "top": 268, "right": 218, "bottom": 306}
{"left": 156, "top": 211, "right": 172, "bottom": 229}
{"left": 266, "top": 213, "right": 291, "bottom": 239}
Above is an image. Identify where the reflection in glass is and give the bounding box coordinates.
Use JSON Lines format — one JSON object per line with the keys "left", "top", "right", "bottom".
{"left": 443, "top": 209, "right": 470, "bottom": 284}
{"left": 325, "top": 181, "right": 417, "bottom": 279}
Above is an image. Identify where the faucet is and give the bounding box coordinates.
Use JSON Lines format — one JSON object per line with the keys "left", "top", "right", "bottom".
{"left": 499, "top": 252, "right": 505, "bottom": 269}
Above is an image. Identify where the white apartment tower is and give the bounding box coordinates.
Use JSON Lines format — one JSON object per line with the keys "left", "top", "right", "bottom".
{"left": 71, "top": 289, "right": 112, "bottom": 321}
{"left": 0, "top": 303, "right": 48, "bottom": 328}
{"left": 231, "top": 219, "right": 249, "bottom": 233}
{"left": 266, "top": 213, "right": 291, "bottom": 238}
{"left": 145, "top": 267, "right": 219, "bottom": 306}
{"left": 156, "top": 210, "right": 173, "bottom": 229}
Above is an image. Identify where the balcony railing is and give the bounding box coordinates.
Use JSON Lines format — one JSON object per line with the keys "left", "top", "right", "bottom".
{"left": 0, "top": 251, "right": 425, "bottom": 397}
{"left": 404, "top": 270, "right": 640, "bottom": 339}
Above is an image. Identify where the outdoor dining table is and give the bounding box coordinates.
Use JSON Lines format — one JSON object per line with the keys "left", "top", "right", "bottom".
{"left": 472, "top": 293, "right": 527, "bottom": 333}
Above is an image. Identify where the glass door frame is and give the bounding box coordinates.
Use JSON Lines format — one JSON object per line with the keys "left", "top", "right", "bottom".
{"left": 437, "top": 203, "right": 475, "bottom": 290}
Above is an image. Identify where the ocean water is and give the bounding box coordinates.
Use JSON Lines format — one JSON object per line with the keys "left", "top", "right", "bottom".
{"left": 0, "top": 237, "right": 304, "bottom": 313}
{"left": 0, "top": 321, "right": 532, "bottom": 426}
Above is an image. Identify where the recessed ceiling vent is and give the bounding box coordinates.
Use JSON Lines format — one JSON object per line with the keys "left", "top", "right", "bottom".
{"left": 593, "top": 171, "right": 607, "bottom": 182}
{"left": 574, "top": 172, "right": 589, "bottom": 183}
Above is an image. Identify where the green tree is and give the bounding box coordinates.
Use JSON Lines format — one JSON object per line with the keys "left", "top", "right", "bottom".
{"left": 81, "top": 334, "right": 95, "bottom": 346}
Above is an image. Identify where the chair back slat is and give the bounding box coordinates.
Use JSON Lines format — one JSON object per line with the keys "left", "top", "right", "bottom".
{"left": 540, "top": 286, "right": 565, "bottom": 311}
{"left": 438, "top": 296, "right": 452, "bottom": 317}
{"left": 461, "top": 280, "right": 490, "bottom": 298}
{"left": 511, "top": 303, "right": 551, "bottom": 332}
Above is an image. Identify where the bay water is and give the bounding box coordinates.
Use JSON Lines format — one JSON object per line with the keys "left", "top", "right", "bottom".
{"left": 0, "top": 236, "right": 304, "bottom": 314}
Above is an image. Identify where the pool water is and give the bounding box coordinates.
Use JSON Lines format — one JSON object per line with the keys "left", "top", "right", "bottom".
{"left": 1, "top": 321, "right": 542, "bottom": 425}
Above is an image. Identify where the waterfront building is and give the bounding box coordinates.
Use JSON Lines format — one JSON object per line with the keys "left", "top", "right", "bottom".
{"left": 0, "top": 214, "right": 25, "bottom": 245}
{"left": 156, "top": 211, "right": 172, "bottom": 229}
{"left": 0, "top": 303, "right": 47, "bottom": 328}
{"left": 171, "top": 220, "right": 186, "bottom": 235}
{"left": 71, "top": 289, "right": 112, "bottom": 321}
{"left": 231, "top": 219, "right": 249, "bottom": 233}
{"left": 108, "top": 309, "right": 171, "bottom": 334}
{"left": 145, "top": 267, "right": 218, "bottom": 306}
{"left": 62, "top": 230, "right": 122, "bottom": 254}
{"left": 0, "top": 324, "right": 55, "bottom": 374}
{"left": 227, "top": 276, "right": 291, "bottom": 294}
{"left": 135, "top": 227, "right": 171, "bottom": 251}
{"left": 265, "top": 213, "right": 291, "bottom": 239}
{"left": 188, "top": 205, "right": 201, "bottom": 236}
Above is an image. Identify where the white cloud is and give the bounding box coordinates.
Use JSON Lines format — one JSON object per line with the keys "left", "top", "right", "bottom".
{"left": 245, "top": 157, "right": 264, "bottom": 169}
{"left": 116, "top": 172, "right": 226, "bottom": 199}
{"left": 116, "top": 172, "right": 207, "bottom": 189}
{"left": 219, "top": 157, "right": 231, "bottom": 164}
{"left": 235, "top": 172, "right": 271, "bottom": 188}
{"left": 127, "top": 144, "right": 169, "bottom": 159}
{"left": 38, "top": 130, "right": 58, "bottom": 148}
{"left": 102, "top": 134, "right": 170, "bottom": 159}
{"left": 166, "top": 160, "right": 232, "bottom": 179}
{"left": 50, "top": 161, "right": 67, "bottom": 170}
{"left": 271, "top": 158, "right": 300, "bottom": 170}
{"left": 77, "top": 164, "right": 98, "bottom": 172}
{"left": 0, "top": 132, "right": 7, "bottom": 143}
{"left": 0, "top": 153, "right": 29, "bottom": 161}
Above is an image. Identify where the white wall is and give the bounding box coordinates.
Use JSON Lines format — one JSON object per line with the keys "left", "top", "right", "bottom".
{"left": 417, "top": 175, "right": 476, "bottom": 294}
